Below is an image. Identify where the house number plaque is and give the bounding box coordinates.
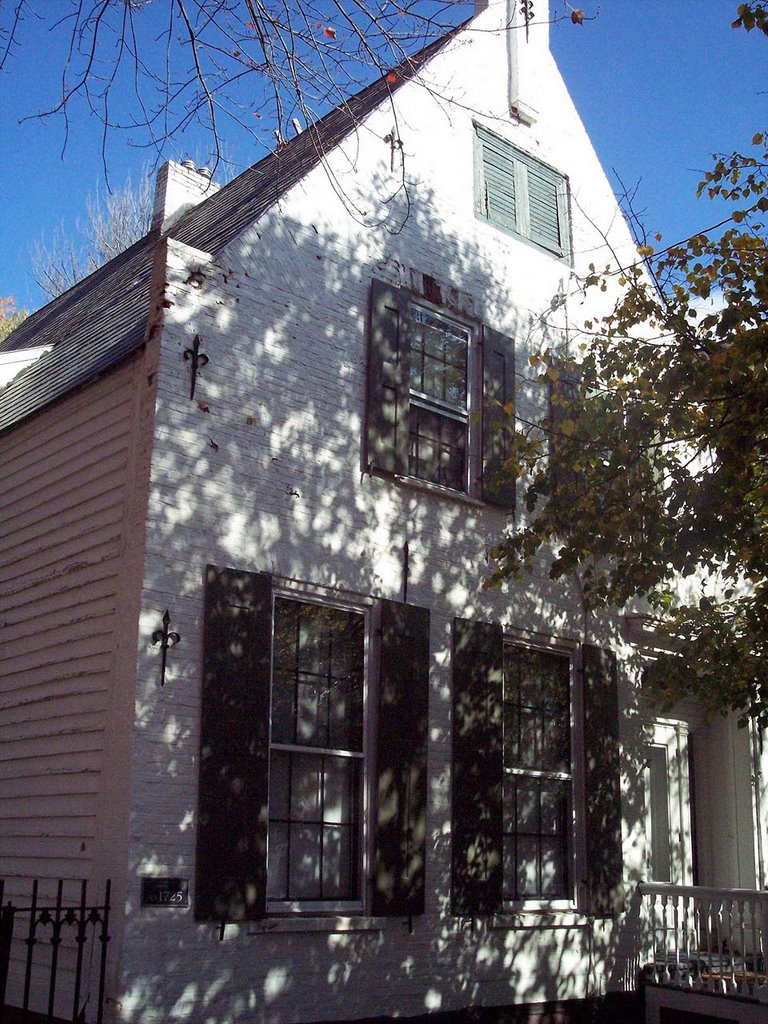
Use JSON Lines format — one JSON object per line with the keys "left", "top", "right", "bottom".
{"left": 141, "top": 877, "right": 189, "bottom": 908}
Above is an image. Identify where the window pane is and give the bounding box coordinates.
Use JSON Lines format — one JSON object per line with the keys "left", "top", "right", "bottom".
{"left": 273, "top": 600, "right": 299, "bottom": 670}
{"left": 323, "top": 757, "right": 355, "bottom": 825}
{"left": 540, "top": 779, "right": 566, "bottom": 835}
{"left": 289, "top": 824, "right": 322, "bottom": 898}
{"left": 408, "top": 405, "right": 466, "bottom": 490}
{"left": 296, "top": 674, "right": 329, "bottom": 746}
{"left": 328, "top": 676, "right": 354, "bottom": 750}
{"left": 269, "top": 750, "right": 290, "bottom": 819}
{"left": 322, "top": 824, "right": 355, "bottom": 899}
{"left": 266, "top": 822, "right": 288, "bottom": 900}
{"left": 445, "top": 364, "right": 466, "bottom": 407}
{"left": 648, "top": 744, "right": 671, "bottom": 882}
{"left": 298, "top": 612, "right": 328, "bottom": 675}
{"left": 516, "top": 836, "right": 539, "bottom": 897}
{"left": 329, "top": 613, "right": 364, "bottom": 750}
{"left": 514, "top": 779, "right": 539, "bottom": 833}
{"left": 271, "top": 670, "right": 295, "bottom": 744}
{"left": 540, "top": 839, "right": 567, "bottom": 896}
{"left": 290, "top": 754, "right": 323, "bottom": 821}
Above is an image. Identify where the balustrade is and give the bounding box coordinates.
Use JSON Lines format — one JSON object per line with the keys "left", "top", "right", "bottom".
{"left": 638, "top": 882, "right": 768, "bottom": 1004}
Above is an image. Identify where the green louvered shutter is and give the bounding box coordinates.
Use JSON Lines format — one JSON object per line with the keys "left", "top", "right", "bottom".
{"left": 476, "top": 124, "right": 518, "bottom": 233}
{"left": 482, "top": 325, "right": 516, "bottom": 508}
{"left": 582, "top": 643, "right": 625, "bottom": 917}
{"left": 195, "top": 566, "right": 272, "bottom": 921}
{"left": 452, "top": 618, "right": 504, "bottom": 915}
{"left": 367, "top": 279, "right": 411, "bottom": 474}
{"left": 525, "top": 160, "right": 569, "bottom": 257}
{"left": 475, "top": 124, "right": 570, "bottom": 258}
{"left": 373, "top": 599, "right": 430, "bottom": 916}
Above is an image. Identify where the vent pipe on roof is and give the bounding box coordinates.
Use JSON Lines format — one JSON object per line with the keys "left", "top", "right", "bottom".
{"left": 151, "top": 161, "right": 220, "bottom": 234}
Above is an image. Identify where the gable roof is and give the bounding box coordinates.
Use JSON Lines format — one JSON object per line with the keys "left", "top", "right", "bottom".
{"left": 0, "top": 21, "right": 468, "bottom": 435}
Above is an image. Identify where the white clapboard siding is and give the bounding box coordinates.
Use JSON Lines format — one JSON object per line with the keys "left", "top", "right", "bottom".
{"left": 0, "top": 359, "right": 139, "bottom": 884}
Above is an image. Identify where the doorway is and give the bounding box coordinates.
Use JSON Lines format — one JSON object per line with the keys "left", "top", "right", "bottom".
{"left": 643, "top": 720, "right": 693, "bottom": 885}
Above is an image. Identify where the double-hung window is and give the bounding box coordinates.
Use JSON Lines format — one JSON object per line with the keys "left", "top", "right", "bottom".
{"left": 196, "top": 566, "right": 431, "bottom": 923}
{"left": 475, "top": 123, "right": 570, "bottom": 259}
{"left": 267, "top": 597, "right": 365, "bottom": 909}
{"left": 452, "top": 621, "right": 624, "bottom": 917}
{"left": 408, "top": 306, "right": 472, "bottom": 491}
{"left": 367, "top": 278, "right": 516, "bottom": 507}
{"left": 502, "top": 645, "right": 572, "bottom": 902}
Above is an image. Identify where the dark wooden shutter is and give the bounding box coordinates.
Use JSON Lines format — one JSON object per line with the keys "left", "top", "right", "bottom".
{"left": 582, "top": 643, "right": 625, "bottom": 917}
{"left": 367, "top": 278, "right": 411, "bottom": 475}
{"left": 451, "top": 618, "right": 504, "bottom": 914}
{"left": 195, "top": 566, "right": 272, "bottom": 921}
{"left": 482, "top": 325, "right": 516, "bottom": 508}
{"left": 373, "top": 599, "right": 430, "bottom": 916}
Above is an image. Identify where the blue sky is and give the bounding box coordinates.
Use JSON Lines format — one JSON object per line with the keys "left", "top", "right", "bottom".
{"left": 0, "top": 1, "right": 765, "bottom": 313}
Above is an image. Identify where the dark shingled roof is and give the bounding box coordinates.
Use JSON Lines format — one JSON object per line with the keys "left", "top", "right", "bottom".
{"left": 0, "top": 21, "right": 468, "bottom": 435}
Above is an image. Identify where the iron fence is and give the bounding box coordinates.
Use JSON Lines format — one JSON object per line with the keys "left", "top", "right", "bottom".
{"left": 0, "top": 878, "right": 111, "bottom": 1024}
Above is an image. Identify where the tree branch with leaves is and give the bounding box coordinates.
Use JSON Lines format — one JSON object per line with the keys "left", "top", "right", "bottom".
{"left": 490, "top": 128, "right": 768, "bottom": 725}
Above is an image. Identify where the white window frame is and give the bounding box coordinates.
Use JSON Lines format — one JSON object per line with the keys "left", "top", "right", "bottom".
{"left": 405, "top": 299, "right": 481, "bottom": 497}
{"left": 642, "top": 717, "right": 693, "bottom": 887}
{"left": 266, "top": 582, "right": 375, "bottom": 915}
{"left": 501, "top": 631, "right": 579, "bottom": 912}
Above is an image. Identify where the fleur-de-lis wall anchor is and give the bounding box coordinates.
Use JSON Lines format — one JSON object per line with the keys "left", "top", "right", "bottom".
{"left": 520, "top": 0, "right": 534, "bottom": 40}
{"left": 152, "top": 610, "right": 181, "bottom": 687}
{"left": 183, "top": 334, "right": 209, "bottom": 400}
{"left": 383, "top": 127, "right": 403, "bottom": 172}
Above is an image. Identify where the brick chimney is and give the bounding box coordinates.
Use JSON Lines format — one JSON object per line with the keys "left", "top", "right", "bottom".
{"left": 151, "top": 160, "right": 220, "bottom": 234}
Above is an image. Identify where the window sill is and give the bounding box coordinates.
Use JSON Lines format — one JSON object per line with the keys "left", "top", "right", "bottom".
{"left": 490, "top": 910, "right": 589, "bottom": 930}
{"left": 248, "top": 915, "right": 403, "bottom": 935}
{"left": 372, "top": 468, "right": 487, "bottom": 508}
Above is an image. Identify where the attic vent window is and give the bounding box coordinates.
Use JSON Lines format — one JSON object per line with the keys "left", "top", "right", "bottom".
{"left": 474, "top": 124, "right": 570, "bottom": 259}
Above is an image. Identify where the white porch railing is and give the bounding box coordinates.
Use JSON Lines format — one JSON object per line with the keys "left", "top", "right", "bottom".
{"left": 638, "top": 882, "right": 768, "bottom": 1003}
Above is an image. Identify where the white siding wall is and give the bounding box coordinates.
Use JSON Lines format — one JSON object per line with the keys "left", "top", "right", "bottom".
{"left": 0, "top": 358, "right": 143, "bottom": 894}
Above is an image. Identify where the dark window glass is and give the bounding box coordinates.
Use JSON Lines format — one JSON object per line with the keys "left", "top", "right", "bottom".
{"left": 407, "top": 306, "right": 470, "bottom": 491}
{"left": 268, "top": 599, "right": 364, "bottom": 903}
{"left": 410, "top": 308, "right": 468, "bottom": 409}
{"left": 408, "top": 404, "right": 466, "bottom": 490}
{"left": 502, "top": 646, "right": 571, "bottom": 901}
{"left": 271, "top": 599, "right": 363, "bottom": 751}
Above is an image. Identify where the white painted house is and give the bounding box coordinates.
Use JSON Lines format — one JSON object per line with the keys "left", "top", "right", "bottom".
{"left": 1, "top": 3, "right": 767, "bottom": 1023}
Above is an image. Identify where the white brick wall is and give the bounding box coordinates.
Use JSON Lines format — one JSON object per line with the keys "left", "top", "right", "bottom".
{"left": 107, "top": 10, "right": 758, "bottom": 1024}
